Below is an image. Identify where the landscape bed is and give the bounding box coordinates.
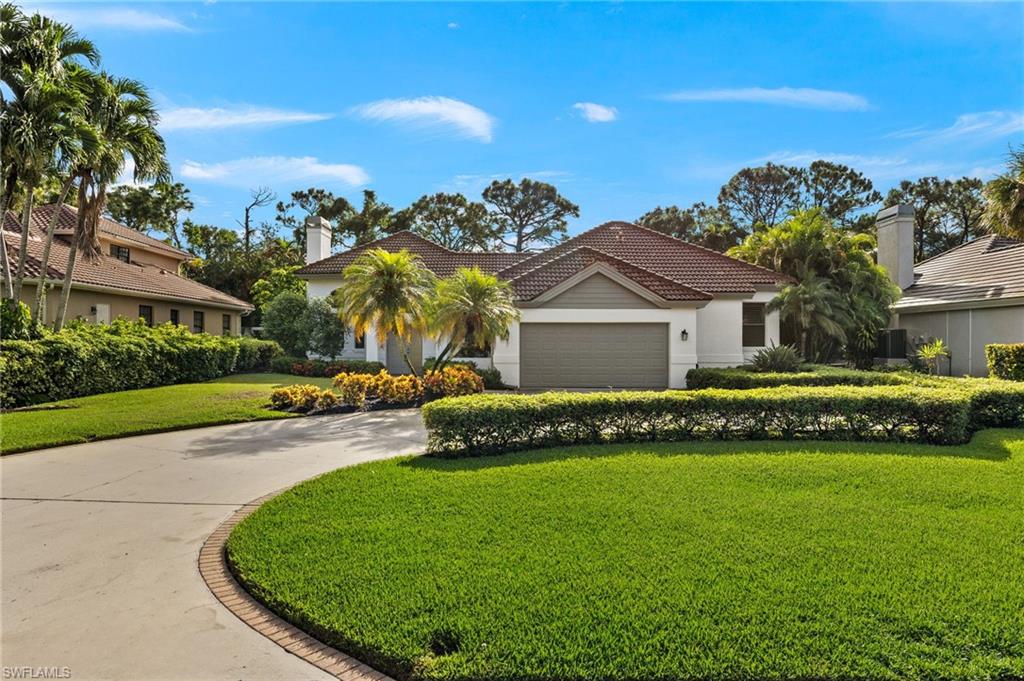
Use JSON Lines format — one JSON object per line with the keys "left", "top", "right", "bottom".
{"left": 227, "top": 430, "right": 1024, "bottom": 681}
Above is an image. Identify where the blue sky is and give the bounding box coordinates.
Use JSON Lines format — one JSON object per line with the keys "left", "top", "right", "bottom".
{"left": 31, "top": 1, "right": 1024, "bottom": 239}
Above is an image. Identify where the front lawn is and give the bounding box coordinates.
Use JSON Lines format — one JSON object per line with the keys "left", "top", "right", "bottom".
{"left": 228, "top": 430, "right": 1024, "bottom": 681}
{"left": 0, "top": 373, "right": 333, "bottom": 454}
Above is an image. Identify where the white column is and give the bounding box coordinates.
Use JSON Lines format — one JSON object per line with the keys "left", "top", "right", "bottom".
{"left": 364, "top": 327, "right": 381, "bottom": 363}
{"left": 492, "top": 321, "right": 521, "bottom": 388}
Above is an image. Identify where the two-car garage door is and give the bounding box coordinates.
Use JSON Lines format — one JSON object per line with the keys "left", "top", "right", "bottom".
{"left": 519, "top": 322, "right": 669, "bottom": 389}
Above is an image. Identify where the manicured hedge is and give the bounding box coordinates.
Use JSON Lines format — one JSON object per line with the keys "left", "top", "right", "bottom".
{"left": 0, "top": 320, "right": 282, "bottom": 408}
{"left": 987, "top": 344, "right": 1024, "bottom": 381}
{"left": 269, "top": 356, "right": 384, "bottom": 377}
{"left": 685, "top": 364, "right": 909, "bottom": 389}
{"left": 423, "top": 386, "right": 983, "bottom": 456}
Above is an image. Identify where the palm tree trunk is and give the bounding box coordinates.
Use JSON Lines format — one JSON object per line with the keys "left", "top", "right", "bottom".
{"left": 0, "top": 177, "right": 14, "bottom": 299}
{"left": 399, "top": 338, "right": 421, "bottom": 377}
{"left": 55, "top": 181, "right": 89, "bottom": 331}
{"left": 432, "top": 340, "right": 458, "bottom": 373}
{"left": 12, "top": 180, "right": 35, "bottom": 301}
{"left": 32, "top": 176, "right": 76, "bottom": 323}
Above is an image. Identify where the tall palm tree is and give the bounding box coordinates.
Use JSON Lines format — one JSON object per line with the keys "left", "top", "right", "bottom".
{"left": 335, "top": 249, "right": 436, "bottom": 375}
{"left": 982, "top": 146, "right": 1024, "bottom": 239}
{"left": 0, "top": 7, "right": 98, "bottom": 302}
{"left": 54, "top": 73, "right": 169, "bottom": 330}
{"left": 429, "top": 267, "right": 520, "bottom": 371}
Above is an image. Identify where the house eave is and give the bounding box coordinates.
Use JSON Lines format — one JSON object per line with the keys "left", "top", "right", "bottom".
{"left": 25, "top": 276, "right": 254, "bottom": 313}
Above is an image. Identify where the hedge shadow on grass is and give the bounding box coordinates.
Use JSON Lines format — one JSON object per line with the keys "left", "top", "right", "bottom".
{"left": 402, "top": 429, "right": 1019, "bottom": 474}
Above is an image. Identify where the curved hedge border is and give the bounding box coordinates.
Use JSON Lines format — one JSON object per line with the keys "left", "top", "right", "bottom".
{"left": 0, "top": 320, "right": 282, "bottom": 408}
{"left": 423, "top": 383, "right": 1024, "bottom": 457}
{"left": 685, "top": 364, "right": 909, "bottom": 389}
{"left": 987, "top": 344, "right": 1024, "bottom": 381}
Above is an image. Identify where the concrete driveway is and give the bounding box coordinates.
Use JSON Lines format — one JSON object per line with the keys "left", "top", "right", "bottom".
{"left": 1, "top": 410, "right": 426, "bottom": 681}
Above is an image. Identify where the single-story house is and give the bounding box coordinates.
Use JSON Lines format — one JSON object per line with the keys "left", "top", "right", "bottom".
{"left": 296, "top": 217, "right": 791, "bottom": 389}
{"left": 877, "top": 205, "right": 1024, "bottom": 376}
{"left": 2, "top": 204, "right": 253, "bottom": 334}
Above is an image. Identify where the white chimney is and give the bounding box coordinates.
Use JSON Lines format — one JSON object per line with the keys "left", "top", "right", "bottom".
{"left": 305, "top": 215, "right": 331, "bottom": 265}
{"left": 876, "top": 205, "right": 915, "bottom": 290}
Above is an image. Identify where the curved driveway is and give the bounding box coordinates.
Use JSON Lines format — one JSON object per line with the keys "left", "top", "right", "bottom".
{"left": 1, "top": 410, "right": 426, "bottom": 680}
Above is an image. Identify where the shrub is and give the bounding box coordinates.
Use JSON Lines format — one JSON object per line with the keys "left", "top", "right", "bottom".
{"left": 269, "top": 356, "right": 384, "bottom": 377}
{"left": 748, "top": 343, "right": 802, "bottom": 373}
{"left": 0, "top": 320, "right": 258, "bottom": 408}
{"left": 686, "top": 365, "right": 909, "bottom": 390}
{"left": 424, "top": 357, "right": 506, "bottom": 390}
{"left": 269, "top": 384, "right": 337, "bottom": 412}
{"left": 373, "top": 371, "right": 424, "bottom": 405}
{"left": 917, "top": 339, "right": 951, "bottom": 376}
{"left": 422, "top": 386, "right": 980, "bottom": 457}
{"left": 987, "top": 344, "right": 1024, "bottom": 381}
{"left": 262, "top": 291, "right": 311, "bottom": 356}
{"left": 424, "top": 366, "right": 485, "bottom": 399}
{"left": 234, "top": 337, "right": 283, "bottom": 372}
{"left": 0, "top": 299, "right": 38, "bottom": 341}
{"left": 333, "top": 372, "right": 377, "bottom": 408}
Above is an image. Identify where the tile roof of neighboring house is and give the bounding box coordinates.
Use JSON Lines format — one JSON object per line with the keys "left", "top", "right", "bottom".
{"left": 894, "top": 234, "right": 1024, "bottom": 311}
{"left": 2, "top": 209, "right": 253, "bottom": 311}
{"left": 30, "top": 204, "right": 192, "bottom": 260}
{"left": 295, "top": 230, "right": 532, "bottom": 277}
{"left": 297, "top": 222, "right": 790, "bottom": 301}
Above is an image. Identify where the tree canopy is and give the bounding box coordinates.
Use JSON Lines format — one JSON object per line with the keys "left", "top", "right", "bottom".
{"left": 483, "top": 178, "right": 579, "bottom": 251}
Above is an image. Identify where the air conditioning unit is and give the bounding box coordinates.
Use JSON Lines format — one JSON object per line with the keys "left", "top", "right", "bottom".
{"left": 875, "top": 329, "right": 908, "bottom": 359}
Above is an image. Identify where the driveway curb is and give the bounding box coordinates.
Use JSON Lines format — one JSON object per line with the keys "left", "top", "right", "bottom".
{"left": 199, "top": 491, "right": 397, "bottom": 681}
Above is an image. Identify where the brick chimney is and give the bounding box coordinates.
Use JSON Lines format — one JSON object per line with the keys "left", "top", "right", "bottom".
{"left": 305, "top": 215, "right": 330, "bottom": 265}
{"left": 876, "top": 205, "right": 915, "bottom": 290}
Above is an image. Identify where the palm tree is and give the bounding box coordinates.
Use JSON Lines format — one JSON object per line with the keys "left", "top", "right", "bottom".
{"left": 54, "top": 73, "right": 169, "bottom": 330}
{"left": 335, "top": 249, "right": 436, "bottom": 375}
{"left": 0, "top": 7, "right": 98, "bottom": 302}
{"left": 982, "top": 145, "right": 1024, "bottom": 238}
{"left": 429, "top": 267, "right": 520, "bottom": 371}
{"left": 768, "top": 269, "right": 849, "bottom": 362}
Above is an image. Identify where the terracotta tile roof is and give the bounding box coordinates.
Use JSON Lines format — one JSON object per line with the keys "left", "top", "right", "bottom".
{"left": 29, "top": 204, "right": 191, "bottom": 260}
{"left": 894, "top": 234, "right": 1024, "bottom": 310}
{"left": 298, "top": 222, "right": 790, "bottom": 303}
{"left": 3, "top": 210, "right": 253, "bottom": 311}
{"left": 509, "top": 246, "right": 712, "bottom": 302}
{"left": 295, "top": 230, "right": 532, "bottom": 277}
{"left": 498, "top": 222, "right": 790, "bottom": 293}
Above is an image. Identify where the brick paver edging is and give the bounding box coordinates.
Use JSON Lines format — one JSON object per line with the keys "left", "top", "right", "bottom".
{"left": 199, "top": 491, "right": 397, "bottom": 681}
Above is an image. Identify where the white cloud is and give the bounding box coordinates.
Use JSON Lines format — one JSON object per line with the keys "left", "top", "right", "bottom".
{"left": 662, "top": 87, "right": 870, "bottom": 111}
{"left": 33, "top": 6, "right": 189, "bottom": 31}
{"left": 447, "top": 21, "right": 459, "bottom": 29}
{"left": 180, "top": 156, "right": 369, "bottom": 187}
{"left": 573, "top": 102, "right": 618, "bottom": 123}
{"left": 886, "top": 111, "right": 1024, "bottom": 144}
{"left": 351, "top": 96, "right": 495, "bottom": 143}
{"left": 160, "top": 105, "right": 332, "bottom": 131}
{"left": 760, "top": 150, "right": 945, "bottom": 180}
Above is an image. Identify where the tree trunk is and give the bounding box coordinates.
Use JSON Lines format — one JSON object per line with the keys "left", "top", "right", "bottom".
{"left": 0, "top": 178, "right": 13, "bottom": 299}
{"left": 432, "top": 339, "right": 458, "bottom": 373}
{"left": 399, "top": 337, "right": 421, "bottom": 378}
{"left": 12, "top": 180, "right": 35, "bottom": 301}
{"left": 55, "top": 181, "right": 89, "bottom": 331}
{"left": 32, "top": 176, "right": 76, "bottom": 323}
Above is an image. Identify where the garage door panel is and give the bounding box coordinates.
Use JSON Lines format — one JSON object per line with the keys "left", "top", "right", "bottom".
{"left": 520, "top": 323, "right": 668, "bottom": 389}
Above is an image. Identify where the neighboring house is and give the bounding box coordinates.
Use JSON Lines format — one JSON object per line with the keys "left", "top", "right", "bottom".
{"left": 296, "top": 217, "right": 790, "bottom": 389}
{"left": 2, "top": 204, "right": 253, "bottom": 334}
{"left": 877, "top": 205, "right": 1024, "bottom": 376}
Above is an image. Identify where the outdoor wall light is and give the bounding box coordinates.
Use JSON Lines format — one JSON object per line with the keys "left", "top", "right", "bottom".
{"left": 681, "top": 329, "right": 689, "bottom": 341}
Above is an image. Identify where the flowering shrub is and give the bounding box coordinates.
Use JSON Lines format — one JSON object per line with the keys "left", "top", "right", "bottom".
{"left": 424, "top": 366, "right": 485, "bottom": 398}
{"left": 270, "top": 356, "right": 384, "bottom": 378}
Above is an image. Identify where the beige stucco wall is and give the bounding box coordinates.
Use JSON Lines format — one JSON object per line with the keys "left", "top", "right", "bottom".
{"left": 21, "top": 283, "right": 243, "bottom": 336}
{"left": 99, "top": 236, "right": 183, "bottom": 272}
{"left": 897, "top": 304, "right": 1024, "bottom": 376}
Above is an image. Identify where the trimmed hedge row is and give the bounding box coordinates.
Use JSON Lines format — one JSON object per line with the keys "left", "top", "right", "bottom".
{"left": 0, "top": 320, "right": 282, "bottom": 408}
{"left": 987, "top": 344, "right": 1024, "bottom": 381}
{"left": 685, "top": 364, "right": 909, "bottom": 389}
{"left": 423, "top": 383, "right": 1024, "bottom": 457}
{"left": 268, "top": 356, "right": 384, "bottom": 377}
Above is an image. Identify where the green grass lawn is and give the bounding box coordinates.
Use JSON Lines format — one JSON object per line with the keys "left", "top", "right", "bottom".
{"left": 0, "top": 373, "right": 331, "bottom": 454}
{"left": 228, "top": 430, "right": 1024, "bottom": 681}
